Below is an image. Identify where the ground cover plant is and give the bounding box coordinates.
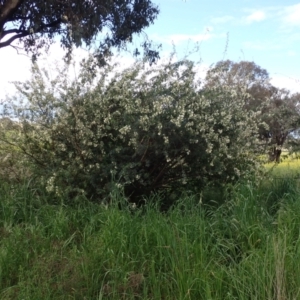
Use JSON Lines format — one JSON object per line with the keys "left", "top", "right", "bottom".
{"left": 1, "top": 177, "right": 300, "bottom": 299}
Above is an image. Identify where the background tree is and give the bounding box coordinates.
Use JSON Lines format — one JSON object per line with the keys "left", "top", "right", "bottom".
{"left": 204, "top": 60, "right": 300, "bottom": 162}
{"left": 0, "top": 0, "right": 160, "bottom": 63}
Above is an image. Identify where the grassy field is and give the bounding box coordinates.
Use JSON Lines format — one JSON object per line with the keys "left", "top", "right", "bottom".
{"left": 265, "top": 152, "right": 300, "bottom": 178}
{"left": 1, "top": 171, "right": 300, "bottom": 299}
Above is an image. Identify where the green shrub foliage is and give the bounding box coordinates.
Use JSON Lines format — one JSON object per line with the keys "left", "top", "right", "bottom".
{"left": 2, "top": 56, "right": 264, "bottom": 203}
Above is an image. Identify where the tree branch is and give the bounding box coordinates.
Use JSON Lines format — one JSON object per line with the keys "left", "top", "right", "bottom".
{"left": 10, "top": 14, "right": 30, "bottom": 21}
{"left": 38, "top": 18, "right": 63, "bottom": 32}
{"left": 0, "top": 0, "right": 24, "bottom": 29}
{"left": 0, "top": 18, "right": 64, "bottom": 48}
{"left": 0, "top": 31, "right": 28, "bottom": 48}
{"left": 1, "top": 27, "right": 23, "bottom": 37}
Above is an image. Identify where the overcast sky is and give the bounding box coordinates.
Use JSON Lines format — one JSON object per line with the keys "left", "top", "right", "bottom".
{"left": 1, "top": 0, "right": 300, "bottom": 100}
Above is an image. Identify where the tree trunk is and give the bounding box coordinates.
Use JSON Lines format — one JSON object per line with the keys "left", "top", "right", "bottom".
{"left": 269, "top": 146, "right": 282, "bottom": 163}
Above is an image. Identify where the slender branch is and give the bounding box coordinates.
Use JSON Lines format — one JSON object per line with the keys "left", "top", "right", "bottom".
{"left": 0, "top": 135, "right": 46, "bottom": 168}
{"left": 11, "top": 15, "right": 30, "bottom": 21}
{"left": 9, "top": 42, "right": 29, "bottom": 56}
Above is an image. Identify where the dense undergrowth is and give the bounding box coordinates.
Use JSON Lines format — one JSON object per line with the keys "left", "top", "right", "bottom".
{"left": 1, "top": 55, "right": 300, "bottom": 299}
{"left": 1, "top": 175, "right": 300, "bottom": 300}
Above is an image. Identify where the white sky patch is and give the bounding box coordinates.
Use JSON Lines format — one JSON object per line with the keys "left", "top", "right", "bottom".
{"left": 193, "top": 63, "right": 210, "bottom": 85}
{"left": 151, "top": 27, "right": 214, "bottom": 46}
{"left": 210, "top": 15, "right": 234, "bottom": 24}
{"left": 168, "top": 33, "right": 213, "bottom": 45}
{"left": 282, "top": 3, "right": 300, "bottom": 27}
{"left": 0, "top": 47, "right": 31, "bottom": 100}
{"left": 245, "top": 10, "right": 266, "bottom": 23}
{"left": 0, "top": 43, "right": 88, "bottom": 100}
{"left": 271, "top": 74, "right": 300, "bottom": 93}
{"left": 243, "top": 40, "right": 282, "bottom": 51}
{"left": 287, "top": 50, "right": 297, "bottom": 57}
{"left": 0, "top": 41, "right": 138, "bottom": 102}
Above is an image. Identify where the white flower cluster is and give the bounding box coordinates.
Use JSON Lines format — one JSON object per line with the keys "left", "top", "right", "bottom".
{"left": 7, "top": 56, "right": 265, "bottom": 201}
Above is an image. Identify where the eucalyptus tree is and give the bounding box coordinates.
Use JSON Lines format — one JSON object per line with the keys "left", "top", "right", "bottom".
{"left": 205, "top": 60, "right": 300, "bottom": 162}
{"left": 0, "top": 0, "right": 160, "bottom": 63}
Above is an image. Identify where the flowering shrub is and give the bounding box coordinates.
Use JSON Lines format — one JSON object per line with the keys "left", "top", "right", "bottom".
{"left": 2, "top": 56, "right": 264, "bottom": 204}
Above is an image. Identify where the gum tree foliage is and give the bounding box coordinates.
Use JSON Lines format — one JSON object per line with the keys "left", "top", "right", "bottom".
{"left": 0, "top": 0, "right": 160, "bottom": 63}
{"left": 262, "top": 89, "right": 300, "bottom": 162}
{"left": 1, "top": 57, "right": 264, "bottom": 204}
{"left": 205, "top": 60, "right": 300, "bottom": 162}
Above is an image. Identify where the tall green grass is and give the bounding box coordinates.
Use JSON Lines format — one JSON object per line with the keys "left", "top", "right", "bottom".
{"left": 0, "top": 177, "right": 300, "bottom": 299}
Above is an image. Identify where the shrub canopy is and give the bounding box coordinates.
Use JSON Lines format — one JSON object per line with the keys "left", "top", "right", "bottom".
{"left": 1, "top": 56, "right": 265, "bottom": 204}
